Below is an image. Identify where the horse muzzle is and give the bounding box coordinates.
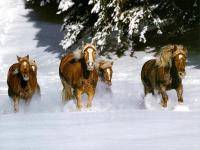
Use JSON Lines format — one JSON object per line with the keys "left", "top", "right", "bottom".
{"left": 23, "top": 75, "right": 29, "bottom": 81}
{"left": 87, "top": 64, "right": 94, "bottom": 71}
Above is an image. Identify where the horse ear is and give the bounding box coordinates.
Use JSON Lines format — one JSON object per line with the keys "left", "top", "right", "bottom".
{"left": 184, "top": 47, "right": 188, "bottom": 56}
{"left": 26, "top": 55, "right": 29, "bottom": 60}
{"left": 173, "top": 45, "right": 177, "bottom": 52}
{"left": 91, "top": 39, "right": 97, "bottom": 47}
{"left": 17, "top": 55, "right": 21, "bottom": 62}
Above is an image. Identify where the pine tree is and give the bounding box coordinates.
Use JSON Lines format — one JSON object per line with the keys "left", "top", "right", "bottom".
{"left": 26, "top": 0, "right": 200, "bottom": 56}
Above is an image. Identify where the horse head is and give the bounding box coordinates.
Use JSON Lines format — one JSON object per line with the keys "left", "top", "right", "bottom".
{"left": 29, "top": 59, "right": 37, "bottom": 73}
{"left": 172, "top": 45, "right": 187, "bottom": 79}
{"left": 82, "top": 41, "right": 97, "bottom": 71}
{"left": 17, "top": 55, "right": 31, "bottom": 81}
{"left": 98, "top": 61, "right": 113, "bottom": 86}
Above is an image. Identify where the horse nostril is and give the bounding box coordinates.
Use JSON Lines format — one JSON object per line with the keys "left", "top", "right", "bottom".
{"left": 179, "top": 72, "right": 185, "bottom": 77}
{"left": 88, "top": 62, "right": 93, "bottom": 67}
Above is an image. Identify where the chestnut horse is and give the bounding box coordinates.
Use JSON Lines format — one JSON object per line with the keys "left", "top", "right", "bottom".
{"left": 7, "top": 55, "right": 40, "bottom": 112}
{"left": 59, "top": 42, "right": 98, "bottom": 109}
{"left": 141, "top": 45, "right": 187, "bottom": 107}
{"left": 96, "top": 60, "right": 113, "bottom": 86}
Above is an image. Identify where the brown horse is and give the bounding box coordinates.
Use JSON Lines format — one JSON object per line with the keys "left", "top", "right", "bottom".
{"left": 59, "top": 42, "right": 98, "bottom": 109}
{"left": 7, "top": 55, "right": 41, "bottom": 112}
{"left": 141, "top": 45, "right": 187, "bottom": 107}
{"left": 29, "top": 58, "right": 37, "bottom": 75}
{"left": 96, "top": 60, "right": 113, "bottom": 86}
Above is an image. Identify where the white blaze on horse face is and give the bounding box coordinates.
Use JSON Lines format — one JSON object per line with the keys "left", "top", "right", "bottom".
{"left": 21, "top": 61, "right": 29, "bottom": 81}
{"left": 22, "top": 61, "right": 29, "bottom": 69}
{"left": 106, "top": 68, "right": 111, "bottom": 80}
{"left": 87, "top": 48, "right": 95, "bottom": 67}
{"left": 32, "top": 66, "right": 36, "bottom": 72}
{"left": 178, "top": 54, "right": 184, "bottom": 60}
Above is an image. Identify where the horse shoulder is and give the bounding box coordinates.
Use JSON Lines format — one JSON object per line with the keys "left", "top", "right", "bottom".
{"left": 91, "top": 70, "right": 99, "bottom": 87}
{"left": 61, "top": 61, "right": 83, "bottom": 87}
{"left": 60, "top": 53, "right": 74, "bottom": 71}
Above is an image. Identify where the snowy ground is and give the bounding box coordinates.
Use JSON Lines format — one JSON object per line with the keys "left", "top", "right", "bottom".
{"left": 0, "top": 0, "right": 200, "bottom": 150}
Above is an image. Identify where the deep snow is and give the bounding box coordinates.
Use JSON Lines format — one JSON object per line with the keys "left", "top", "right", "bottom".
{"left": 0, "top": 0, "right": 200, "bottom": 150}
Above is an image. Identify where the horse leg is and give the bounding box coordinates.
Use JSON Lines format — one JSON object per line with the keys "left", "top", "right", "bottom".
{"left": 159, "top": 85, "right": 168, "bottom": 108}
{"left": 75, "top": 89, "right": 83, "bottom": 110}
{"left": 24, "top": 98, "right": 31, "bottom": 112}
{"left": 61, "top": 88, "right": 66, "bottom": 105}
{"left": 176, "top": 84, "right": 183, "bottom": 104}
{"left": 86, "top": 90, "right": 94, "bottom": 108}
{"left": 13, "top": 96, "right": 19, "bottom": 113}
{"left": 66, "top": 84, "right": 73, "bottom": 100}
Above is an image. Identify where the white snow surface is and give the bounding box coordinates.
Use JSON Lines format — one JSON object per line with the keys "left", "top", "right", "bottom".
{"left": 0, "top": 0, "right": 200, "bottom": 150}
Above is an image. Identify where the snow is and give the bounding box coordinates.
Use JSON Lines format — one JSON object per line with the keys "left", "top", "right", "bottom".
{"left": 0, "top": 0, "right": 200, "bottom": 149}
{"left": 57, "top": 0, "right": 74, "bottom": 14}
{"left": 61, "top": 23, "right": 84, "bottom": 50}
{"left": 139, "top": 26, "right": 148, "bottom": 43}
{"left": 91, "top": 0, "right": 100, "bottom": 14}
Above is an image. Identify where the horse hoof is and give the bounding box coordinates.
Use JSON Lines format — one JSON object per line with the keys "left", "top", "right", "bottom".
{"left": 160, "top": 101, "right": 167, "bottom": 108}
{"left": 14, "top": 109, "right": 19, "bottom": 113}
{"left": 77, "top": 105, "right": 83, "bottom": 111}
{"left": 86, "top": 103, "right": 92, "bottom": 108}
{"left": 178, "top": 102, "right": 184, "bottom": 105}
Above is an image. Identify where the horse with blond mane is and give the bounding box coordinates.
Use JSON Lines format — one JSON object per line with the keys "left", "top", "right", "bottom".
{"left": 7, "top": 55, "right": 41, "bottom": 112}
{"left": 141, "top": 45, "right": 187, "bottom": 107}
{"left": 59, "top": 42, "right": 98, "bottom": 110}
{"left": 95, "top": 60, "right": 113, "bottom": 86}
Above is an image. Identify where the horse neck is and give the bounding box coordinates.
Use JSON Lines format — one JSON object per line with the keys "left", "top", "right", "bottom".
{"left": 81, "top": 58, "right": 92, "bottom": 79}
{"left": 171, "top": 60, "right": 181, "bottom": 81}
{"left": 17, "top": 73, "right": 29, "bottom": 88}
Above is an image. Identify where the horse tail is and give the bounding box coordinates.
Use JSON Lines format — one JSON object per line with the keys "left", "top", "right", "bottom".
{"left": 60, "top": 76, "right": 73, "bottom": 102}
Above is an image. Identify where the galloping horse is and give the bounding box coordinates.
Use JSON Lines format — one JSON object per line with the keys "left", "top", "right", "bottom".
{"left": 29, "top": 58, "right": 38, "bottom": 75}
{"left": 59, "top": 42, "right": 98, "bottom": 109}
{"left": 7, "top": 55, "right": 41, "bottom": 112}
{"left": 141, "top": 45, "right": 187, "bottom": 107}
{"left": 96, "top": 60, "right": 113, "bottom": 86}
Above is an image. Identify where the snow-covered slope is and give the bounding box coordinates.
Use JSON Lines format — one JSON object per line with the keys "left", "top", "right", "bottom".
{"left": 0, "top": 0, "right": 200, "bottom": 150}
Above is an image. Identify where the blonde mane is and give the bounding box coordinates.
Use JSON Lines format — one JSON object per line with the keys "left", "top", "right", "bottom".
{"left": 73, "top": 49, "right": 82, "bottom": 60}
{"left": 156, "top": 45, "right": 174, "bottom": 67}
{"left": 83, "top": 43, "right": 96, "bottom": 52}
{"left": 73, "top": 43, "right": 97, "bottom": 60}
{"left": 156, "top": 44, "right": 187, "bottom": 67}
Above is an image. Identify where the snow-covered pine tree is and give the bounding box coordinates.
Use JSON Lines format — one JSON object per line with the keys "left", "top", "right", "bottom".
{"left": 26, "top": 0, "right": 200, "bottom": 56}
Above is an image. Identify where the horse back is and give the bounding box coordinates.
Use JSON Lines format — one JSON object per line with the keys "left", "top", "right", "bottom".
{"left": 59, "top": 56, "right": 83, "bottom": 87}
{"left": 141, "top": 59, "right": 156, "bottom": 81}
{"left": 141, "top": 58, "right": 173, "bottom": 90}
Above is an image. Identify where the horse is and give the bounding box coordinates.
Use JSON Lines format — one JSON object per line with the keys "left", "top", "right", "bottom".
{"left": 141, "top": 45, "right": 187, "bottom": 107}
{"left": 95, "top": 60, "right": 113, "bottom": 97}
{"left": 95, "top": 60, "right": 113, "bottom": 86}
{"left": 7, "top": 55, "right": 41, "bottom": 112}
{"left": 59, "top": 42, "right": 98, "bottom": 110}
{"left": 29, "top": 58, "right": 37, "bottom": 75}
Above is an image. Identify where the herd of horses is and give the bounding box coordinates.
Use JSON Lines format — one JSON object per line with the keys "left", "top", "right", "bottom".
{"left": 6, "top": 42, "right": 187, "bottom": 112}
